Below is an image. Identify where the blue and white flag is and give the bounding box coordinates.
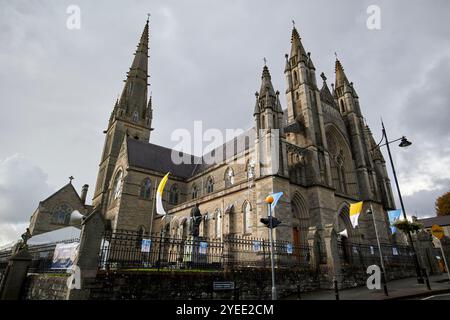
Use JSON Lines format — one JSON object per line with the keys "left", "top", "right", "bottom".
{"left": 269, "top": 192, "right": 283, "bottom": 211}
{"left": 388, "top": 209, "right": 402, "bottom": 234}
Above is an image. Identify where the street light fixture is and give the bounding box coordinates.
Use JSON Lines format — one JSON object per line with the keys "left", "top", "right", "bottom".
{"left": 372, "top": 120, "right": 424, "bottom": 284}
{"left": 399, "top": 136, "right": 412, "bottom": 148}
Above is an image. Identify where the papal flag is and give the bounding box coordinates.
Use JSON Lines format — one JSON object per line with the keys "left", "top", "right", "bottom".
{"left": 349, "top": 201, "right": 363, "bottom": 228}
{"left": 156, "top": 172, "right": 170, "bottom": 216}
{"left": 387, "top": 209, "right": 402, "bottom": 234}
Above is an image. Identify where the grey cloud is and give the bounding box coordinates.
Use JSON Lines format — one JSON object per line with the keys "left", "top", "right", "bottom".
{"left": 0, "top": 154, "right": 54, "bottom": 224}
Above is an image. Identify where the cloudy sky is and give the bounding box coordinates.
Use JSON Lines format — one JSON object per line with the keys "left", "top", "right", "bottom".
{"left": 0, "top": 0, "right": 449, "bottom": 244}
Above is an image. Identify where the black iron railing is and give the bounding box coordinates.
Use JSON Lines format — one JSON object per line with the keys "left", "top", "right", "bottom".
{"left": 98, "top": 230, "right": 312, "bottom": 271}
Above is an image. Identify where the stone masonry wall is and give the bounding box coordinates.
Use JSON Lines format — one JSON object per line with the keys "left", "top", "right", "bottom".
{"left": 89, "top": 269, "right": 321, "bottom": 300}
{"left": 23, "top": 274, "right": 69, "bottom": 300}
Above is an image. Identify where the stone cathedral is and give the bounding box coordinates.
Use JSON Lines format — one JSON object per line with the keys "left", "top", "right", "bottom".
{"left": 31, "top": 19, "right": 398, "bottom": 250}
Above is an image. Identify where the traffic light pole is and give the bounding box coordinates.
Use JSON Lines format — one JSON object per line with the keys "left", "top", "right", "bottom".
{"left": 268, "top": 203, "right": 277, "bottom": 300}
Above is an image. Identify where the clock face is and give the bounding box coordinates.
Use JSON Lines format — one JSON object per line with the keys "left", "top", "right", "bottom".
{"left": 113, "top": 171, "right": 123, "bottom": 200}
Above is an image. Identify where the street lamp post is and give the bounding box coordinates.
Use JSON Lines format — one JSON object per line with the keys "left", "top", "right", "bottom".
{"left": 380, "top": 120, "right": 424, "bottom": 284}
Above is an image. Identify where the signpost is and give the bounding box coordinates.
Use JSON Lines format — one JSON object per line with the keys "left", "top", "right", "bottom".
{"left": 431, "top": 224, "right": 450, "bottom": 281}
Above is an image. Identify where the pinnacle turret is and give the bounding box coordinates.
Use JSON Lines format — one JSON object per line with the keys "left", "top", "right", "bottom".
{"left": 334, "top": 58, "right": 349, "bottom": 89}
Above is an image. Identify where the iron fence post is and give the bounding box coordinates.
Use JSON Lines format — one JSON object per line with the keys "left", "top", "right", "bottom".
{"left": 157, "top": 231, "right": 163, "bottom": 271}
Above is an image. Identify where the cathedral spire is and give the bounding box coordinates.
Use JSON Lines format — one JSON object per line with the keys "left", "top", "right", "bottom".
{"left": 334, "top": 57, "right": 350, "bottom": 89}
{"left": 290, "top": 25, "right": 308, "bottom": 62}
{"left": 259, "top": 64, "right": 276, "bottom": 98}
{"left": 118, "top": 18, "right": 150, "bottom": 117}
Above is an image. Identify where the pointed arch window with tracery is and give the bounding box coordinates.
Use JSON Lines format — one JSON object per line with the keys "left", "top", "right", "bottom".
{"left": 224, "top": 167, "right": 234, "bottom": 188}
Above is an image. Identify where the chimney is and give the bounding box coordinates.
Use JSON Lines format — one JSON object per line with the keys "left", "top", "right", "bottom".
{"left": 80, "top": 184, "right": 89, "bottom": 204}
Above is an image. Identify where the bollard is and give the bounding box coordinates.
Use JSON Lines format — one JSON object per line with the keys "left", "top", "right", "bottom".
{"left": 333, "top": 277, "right": 339, "bottom": 301}
{"left": 297, "top": 284, "right": 301, "bottom": 300}
{"left": 422, "top": 268, "right": 431, "bottom": 291}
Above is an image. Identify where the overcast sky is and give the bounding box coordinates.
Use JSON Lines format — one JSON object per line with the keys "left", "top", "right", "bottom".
{"left": 0, "top": 0, "right": 449, "bottom": 245}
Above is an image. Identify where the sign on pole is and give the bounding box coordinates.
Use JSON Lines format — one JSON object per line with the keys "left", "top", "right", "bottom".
{"left": 431, "top": 224, "right": 445, "bottom": 240}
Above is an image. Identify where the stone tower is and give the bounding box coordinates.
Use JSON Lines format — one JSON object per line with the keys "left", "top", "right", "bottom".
{"left": 334, "top": 58, "right": 375, "bottom": 201}
{"left": 253, "top": 64, "right": 286, "bottom": 178}
{"left": 284, "top": 26, "right": 331, "bottom": 187}
{"left": 92, "top": 19, "right": 153, "bottom": 214}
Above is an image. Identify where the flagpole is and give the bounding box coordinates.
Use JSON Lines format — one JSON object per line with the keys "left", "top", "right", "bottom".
{"left": 149, "top": 178, "right": 158, "bottom": 235}
{"left": 370, "top": 204, "right": 388, "bottom": 296}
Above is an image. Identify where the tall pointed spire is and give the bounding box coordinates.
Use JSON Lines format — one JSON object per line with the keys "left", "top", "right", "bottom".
{"left": 259, "top": 65, "right": 276, "bottom": 98}
{"left": 290, "top": 26, "right": 308, "bottom": 62}
{"left": 256, "top": 64, "right": 282, "bottom": 115}
{"left": 118, "top": 18, "right": 150, "bottom": 117}
{"left": 334, "top": 57, "right": 349, "bottom": 89}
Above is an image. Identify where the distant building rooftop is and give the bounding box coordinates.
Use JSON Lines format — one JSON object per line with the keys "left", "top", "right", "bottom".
{"left": 417, "top": 215, "right": 450, "bottom": 228}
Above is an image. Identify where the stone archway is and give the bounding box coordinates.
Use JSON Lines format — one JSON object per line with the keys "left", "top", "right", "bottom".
{"left": 325, "top": 125, "right": 358, "bottom": 197}
{"left": 291, "top": 193, "right": 310, "bottom": 248}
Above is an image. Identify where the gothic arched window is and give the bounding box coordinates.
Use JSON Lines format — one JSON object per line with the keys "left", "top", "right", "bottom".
{"left": 293, "top": 70, "right": 299, "bottom": 85}
{"left": 206, "top": 176, "right": 214, "bottom": 194}
{"left": 340, "top": 100, "right": 345, "bottom": 113}
{"left": 51, "top": 203, "right": 73, "bottom": 225}
{"left": 139, "top": 177, "right": 152, "bottom": 199}
{"left": 243, "top": 201, "right": 252, "bottom": 234}
{"left": 247, "top": 159, "right": 255, "bottom": 180}
{"left": 112, "top": 170, "right": 123, "bottom": 201}
{"left": 203, "top": 214, "right": 209, "bottom": 238}
{"left": 132, "top": 110, "right": 139, "bottom": 122}
{"left": 192, "top": 184, "right": 198, "bottom": 199}
{"left": 224, "top": 167, "right": 234, "bottom": 188}
{"left": 169, "top": 184, "right": 179, "bottom": 205}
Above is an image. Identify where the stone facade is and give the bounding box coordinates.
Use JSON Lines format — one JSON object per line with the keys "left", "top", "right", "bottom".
{"left": 89, "top": 21, "right": 397, "bottom": 255}
{"left": 29, "top": 183, "right": 92, "bottom": 236}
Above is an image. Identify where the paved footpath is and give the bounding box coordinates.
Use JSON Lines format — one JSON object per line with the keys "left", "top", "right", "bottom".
{"left": 284, "top": 275, "right": 450, "bottom": 300}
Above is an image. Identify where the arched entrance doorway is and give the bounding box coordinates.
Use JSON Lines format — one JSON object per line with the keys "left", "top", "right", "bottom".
{"left": 291, "top": 193, "right": 310, "bottom": 262}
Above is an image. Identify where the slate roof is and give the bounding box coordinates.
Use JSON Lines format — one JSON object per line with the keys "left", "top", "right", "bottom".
{"left": 127, "top": 128, "right": 255, "bottom": 179}
{"left": 127, "top": 139, "right": 199, "bottom": 179}
{"left": 417, "top": 215, "right": 450, "bottom": 228}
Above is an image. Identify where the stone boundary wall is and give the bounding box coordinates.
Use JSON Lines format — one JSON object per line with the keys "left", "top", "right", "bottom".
{"left": 89, "top": 269, "right": 322, "bottom": 300}
{"left": 20, "top": 266, "right": 418, "bottom": 300}
{"left": 22, "top": 274, "right": 69, "bottom": 300}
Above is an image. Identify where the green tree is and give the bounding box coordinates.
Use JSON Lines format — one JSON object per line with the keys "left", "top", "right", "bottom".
{"left": 435, "top": 191, "right": 450, "bottom": 216}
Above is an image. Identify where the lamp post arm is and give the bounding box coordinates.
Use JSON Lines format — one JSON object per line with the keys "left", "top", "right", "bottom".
{"left": 370, "top": 136, "right": 403, "bottom": 152}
